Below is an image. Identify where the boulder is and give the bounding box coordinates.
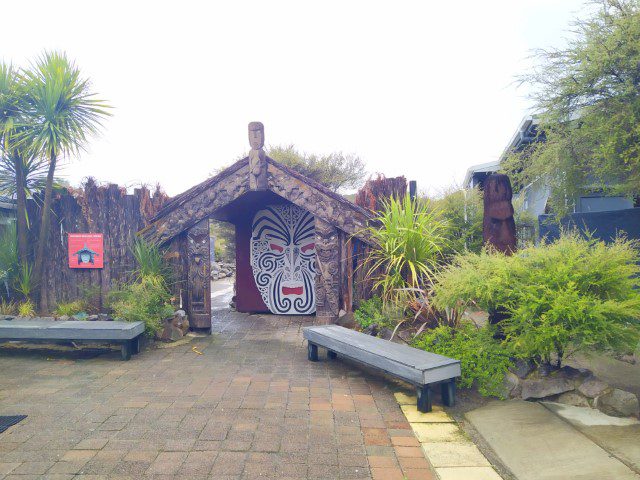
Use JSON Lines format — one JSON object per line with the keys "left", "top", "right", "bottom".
{"left": 557, "top": 392, "right": 590, "bottom": 407}
{"left": 521, "top": 376, "right": 574, "bottom": 400}
{"left": 578, "top": 377, "right": 610, "bottom": 399}
{"left": 595, "top": 389, "right": 639, "bottom": 417}
{"left": 503, "top": 372, "right": 522, "bottom": 399}
{"left": 157, "top": 310, "right": 190, "bottom": 342}
{"left": 336, "top": 312, "right": 356, "bottom": 329}
{"left": 510, "top": 359, "right": 535, "bottom": 379}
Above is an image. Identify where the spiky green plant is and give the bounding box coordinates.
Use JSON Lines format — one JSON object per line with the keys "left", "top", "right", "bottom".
{"left": 365, "top": 194, "right": 449, "bottom": 309}
{"left": 13, "top": 262, "right": 34, "bottom": 300}
{"left": 131, "top": 237, "right": 171, "bottom": 282}
{"left": 17, "top": 299, "right": 35, "bottom": 317}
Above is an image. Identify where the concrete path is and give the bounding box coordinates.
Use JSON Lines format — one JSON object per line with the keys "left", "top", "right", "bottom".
{"left": 465, "top": 400, "right": 640, "bottom": 480}
{"left": 0, "top": 310, "right": 436, "bottom": 479}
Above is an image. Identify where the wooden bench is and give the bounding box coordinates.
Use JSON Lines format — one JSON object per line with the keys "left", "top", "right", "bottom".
{"left": 303, "top": 325, "right": 461, "bottom": 412}
{"left": 0, "top": 319, "right": 145, "bottom": 360}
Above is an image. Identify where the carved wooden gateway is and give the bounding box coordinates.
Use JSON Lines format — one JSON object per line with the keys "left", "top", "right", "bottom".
{"left": 140, "top": 122, "right": 374, "bottom": 329}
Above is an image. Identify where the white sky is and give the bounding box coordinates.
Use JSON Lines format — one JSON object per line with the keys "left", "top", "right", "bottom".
{"left": 3, "top": 0, "right": 588, "bottom": 197}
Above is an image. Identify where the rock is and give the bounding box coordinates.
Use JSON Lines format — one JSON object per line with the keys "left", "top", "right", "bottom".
{"left": 557, "top": 392, "right": 590, "bottom": 407}
{"left": 521, "top": 376, "right": 574, "bottom": 400}
{"left": 363, "top": 324, "right": 379, "bottom": 337}
{"left": 578, "top": 377, "right": 610, "bottom": 398}
{"left": 595, "top": 389, "right": 639, "bottom": 417}
{"left": 157, "top": 310, "right": 190, "bottom": 342}
{"left": 336, "top": 312, "right": 356, "bottom": 329}
{"left": 379, "top": 327, "right": 394, "bottom": 341}
{"left": 58, "top": 315, "right": 70, "bottom": 321}
{"left": 97, "top": 313, "right": 111, "bottom": 321}
{"left": 620, "top": 354, "right": 636, "bottom": 365}
{"left": 510, "top": 359, "right": 535, "bottom": 379}
{"left": 503, "top": 372, "right": 522, "bottom": 399}
{"left": 88, "top": 315, "right": 99, "bottom": 321}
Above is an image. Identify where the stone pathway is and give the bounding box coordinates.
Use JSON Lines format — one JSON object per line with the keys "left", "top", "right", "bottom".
{"left": 0, "top": 311, "right": 436, "bottom": 479}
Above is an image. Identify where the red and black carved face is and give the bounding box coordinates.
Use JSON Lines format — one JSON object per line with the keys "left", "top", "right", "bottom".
{"left": 250, "top": 204, "right": 317, "bottom": 314}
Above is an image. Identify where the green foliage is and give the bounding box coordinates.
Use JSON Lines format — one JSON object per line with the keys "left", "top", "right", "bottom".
{"left": 412, "top": 322, "right": 513, "bottom": 398}
{"left": 267, "top": 144, "right": 367, "bottom": 192}
{"left": 0, "top": 300, "right": 16, "bottom": 315}
{"left": 54, "top": 300, "right": 85, "bottom": 317}
{"left": 427, "top": 187, "right": 483, "bottom": 254}
{"left": 507, "top": 0, "right": 640, "bottom": 213}
{"left": 78, "top": 284, "right": 101, "bottom": 314}
{"left": 17, "top": 299, "right": 35, "bottom": 317}
{"left": 210, "top": 220, "right": 235, "bottom": 263}
{"left": 354, "top": 296, "right": 390, "bottom": 329}
{"left": 13, "top": 262, "right": 34, "bottom": 300}
{"left": 108, "top": 275, "right": 174, "bottom": 336}
{"left": 365, "top": 194, "right": 449, "bottom": 308}
{"left": 0, "top": 225, "right": 18, "bottom": 286}
{"left": 433, "top": 232, "right": 640, "bottom": 365}
{"left": 131, "top": 237, "right": 170, "bottom": 281}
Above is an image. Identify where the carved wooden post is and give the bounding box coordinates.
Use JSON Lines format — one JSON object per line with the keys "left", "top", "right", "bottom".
{"left": 483, "top": 174, "right": 517, "bottom": 255}
{"left": 315, "top": 218, "right": 341, "bottom": 323}
{"left": 248, "top": 121, "right": 268, "bottom": 190}
{"left": 187, "top": 219, "right": 211, "bottom": 331}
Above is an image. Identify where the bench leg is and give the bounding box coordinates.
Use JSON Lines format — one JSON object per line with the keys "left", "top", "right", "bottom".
{"left": 121, "top": 340, "right": 132, "bottom": 361}
{"left": 441, "top": 380, "right": 456, "bottom": 407}
{"left": 417, "top": 385, "right": 432, "bottom": 413}
{"left": 132, "top": 336, "right": 140, "bottom": 355}
{"left": 327, "top": 350, "right": 337, "bottom": 360}
{"left": 308, "top": 342, "right": 318, "bottom": 362}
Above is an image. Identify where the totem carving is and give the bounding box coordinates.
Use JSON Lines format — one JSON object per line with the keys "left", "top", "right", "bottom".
{"left": 250, "top": 204, "right": 317, "bottom": 314}
{"left": 248, "top": 121, "right": 268, "bottom": 190}
{"left": 314, "top": 218, "right": 340, "bottom": 322}
{"left": 483, "top": 174, "right": 517, "bottom": 255}
{"left": 187, "top": 219, "right": 211, "bottom": 329}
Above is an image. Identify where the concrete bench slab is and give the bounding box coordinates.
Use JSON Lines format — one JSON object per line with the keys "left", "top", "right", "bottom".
{"left": 0, "top": 319, "right": 145, "bottom": 360}
{"left": 303, "top": 325, "right": 461, "bottom": 412}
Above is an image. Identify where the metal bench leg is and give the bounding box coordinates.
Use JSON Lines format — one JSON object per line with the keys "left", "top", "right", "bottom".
{"left": 441, "top": 380, "right": 456, "bottom": 407}
{"left": 417, "top": 385, "right": 432, "bottom": 413}
{"left": 327, "top": 350, "right": 337, "bottom": 360}
{"left": 121, "top": 340, "right": 132, "bottom": 361}
{"left": 308, "top": 342, "right": 318, "bottom": 362}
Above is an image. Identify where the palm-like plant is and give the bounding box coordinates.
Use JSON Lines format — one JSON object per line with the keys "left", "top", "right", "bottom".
{"left": 0, "top": 62, "right": 31, "bottom": 265}
{"left": 20, "top": 51, "right": 110, "bottom": 303}
{"left": 365, "top": 194, "right": 450, "bottom": 309}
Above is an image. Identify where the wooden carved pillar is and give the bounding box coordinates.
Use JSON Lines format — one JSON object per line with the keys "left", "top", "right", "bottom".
{"left": 248, "top": 122, "right": 268, "bottom": 190}
{"left": 315, "top": 218, "right": 341, "bottom": 323}
{"left": 483, "top": 174, "right": 517, "bottom": 254}
{"left": 187, "top": 219, "right": 211, "bottom": 330}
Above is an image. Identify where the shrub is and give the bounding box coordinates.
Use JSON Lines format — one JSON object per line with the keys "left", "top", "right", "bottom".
{"left": 354, "top": 296, "right": 389, "bottom": 330}
{"left": 13, "top": 262, "right": 34, "bottom": 300}
{"left": 54, "top": 300, "right": 86, "bottom": 317}
{"left": 365, "top": 194, "right": 449, "bottom": 308}
{"left": 17, "top": 300, "right": 35, "bottom": 317}
{"left": 428, "top": 187, "right": 483, "bottom": 255}
{"left": 108, "top": 274, "right": 174, "bottom": 336}
{"left": 433, "top": 232, "right": 640, "bottom": 366}
{"left": 412, "top": 322, "right": 513, "bottom": 398}
{"left": 0, "top": 300, "right": 16, "bottom": 315}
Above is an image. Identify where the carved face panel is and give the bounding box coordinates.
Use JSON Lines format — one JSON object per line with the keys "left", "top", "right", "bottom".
{"left": 250, "top": 204, "right": 316, "bottom": 314}
{"left": 248, "top": 122, "right": 264, "bottom": 150}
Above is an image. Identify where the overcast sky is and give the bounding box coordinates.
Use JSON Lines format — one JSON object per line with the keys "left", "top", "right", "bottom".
{"left": 4, "top": 0, "right": 588, "bottom": 196}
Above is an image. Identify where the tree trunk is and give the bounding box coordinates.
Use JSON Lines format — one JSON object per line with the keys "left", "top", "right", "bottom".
{"left": 13, "top": 153, "right": 28, "bottom": 266}
{"left": 33, "top": 152, "right": 56, "bottom": 312}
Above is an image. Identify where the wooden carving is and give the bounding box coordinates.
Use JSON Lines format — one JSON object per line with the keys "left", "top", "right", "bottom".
{"left": 268, "top": 161, "right": 371, "bottom": 243}
{"left": 483, "top": 174, "right": 517, "bottom": 255}
{"left": 248, "top": 121, "right": 268, "bottom": 190}
{"left": 187, "top": 219, "right": 211, "bottom": 330}
{"left": 141, "top": 164, "right": 250, "bottom": 245}
{"left": 315, "top": 218, "right": 341, "bottom": 322}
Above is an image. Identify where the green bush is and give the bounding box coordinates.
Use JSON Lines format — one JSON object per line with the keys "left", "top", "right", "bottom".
{"left": 108, "top": 274, "right": 174, "bottom": 336}
{"left": 131, "top": 238, "right": 171, "bottom": 281}
{"left": 412, "top": 322, "right": 513, "bottom": 398}
{"left": 17, "top": 300, "right": 35, "bottom": 317}
{"left": 54, "top": 300, "right": 86, "bottom": 317}
{"left": 354, "top": 296, "right": 389, "bottom": 329}
{"left": 428, "top": 187, "right": 483, "bottom": 255}
{"left": 433, "top": 232, "right": 640, "bottom": 366}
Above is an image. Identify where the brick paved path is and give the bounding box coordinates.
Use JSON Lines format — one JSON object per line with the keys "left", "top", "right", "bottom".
{"left": 0, "top": 311, "right": 435, "bottom": 479}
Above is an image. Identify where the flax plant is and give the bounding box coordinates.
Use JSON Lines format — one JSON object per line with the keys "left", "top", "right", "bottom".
{"left": 365, "top": 194, "right": 449, "bottom": 310}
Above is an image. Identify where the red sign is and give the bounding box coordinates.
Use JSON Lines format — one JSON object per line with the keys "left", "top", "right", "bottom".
{"left": 68, "top": 233, "right": 104, "bottom": 269}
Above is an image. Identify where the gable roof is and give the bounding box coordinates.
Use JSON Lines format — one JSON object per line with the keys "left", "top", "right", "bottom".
{"left": 140, "top": 156, "right": 373, "bottom": 245}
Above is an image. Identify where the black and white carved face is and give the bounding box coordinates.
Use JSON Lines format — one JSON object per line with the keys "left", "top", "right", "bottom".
{"left": 250, "top": 204, "right": 316, "bottom": 314}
